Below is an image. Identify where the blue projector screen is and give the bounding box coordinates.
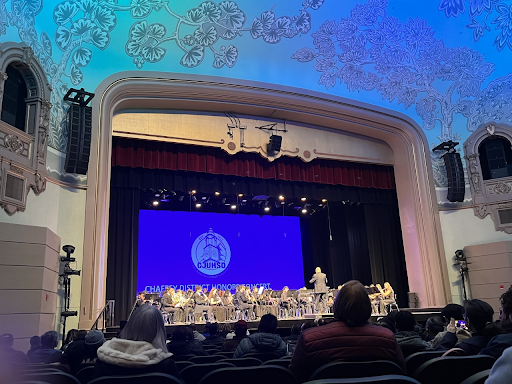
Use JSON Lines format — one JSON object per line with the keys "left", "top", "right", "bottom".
{"left": 138, "top": 210, "right": 305, "bottom": 294}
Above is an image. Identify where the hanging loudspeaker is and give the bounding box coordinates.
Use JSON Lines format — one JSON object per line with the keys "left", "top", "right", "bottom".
{"left": 64, "top": 104, "right": 92, "bottom": 175}
{"left": 268, "top": 135, "right": 282, "bottom": 152}
{"left": 443, "top": 152, "right": 465, "bottom": 202}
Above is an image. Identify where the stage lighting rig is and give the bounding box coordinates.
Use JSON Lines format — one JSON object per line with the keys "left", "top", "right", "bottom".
{"left": 454, "top": 249, "right": 470, "bottom": 302}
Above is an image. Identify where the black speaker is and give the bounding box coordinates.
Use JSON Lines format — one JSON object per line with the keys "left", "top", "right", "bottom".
{"left": 64, "top": 104, "right": 92, "bottom": 175}
{"left": 443, "top": 152, "right": 465, "bottom": 202}
{"left": 268, "top": 135, "right": 282, "bottom": 152}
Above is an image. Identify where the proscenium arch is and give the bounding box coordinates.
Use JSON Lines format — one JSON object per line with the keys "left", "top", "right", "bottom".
{"left": 78, "top": 72, "right": 451, "bottom": 328}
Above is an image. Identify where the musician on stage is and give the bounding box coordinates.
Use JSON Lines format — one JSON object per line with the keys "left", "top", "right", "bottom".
{"left": 309, "top": 267, "right": 328, "bottom": 313}
{"left": 298, "top": 287, "right": 314, "bottom": 316}
{"left": 208, "top": 287, "right": 227, "bottom": 322}
{"left": 175, "top": 289, "right": 193, "bottom": 323}
{"left": 280, "top": 286, "right": 298, "bottom": 317}
{"left": 136, "top": 292, "right": 146, "bottom": 308}
{"left": 235, "top": 286, "right": 254, "bottom": 319}
{"left": 379, "top": 282, "right": 396, "bottom": 315}
{"left": 221, "top": 290, "right": 236, "bottom": 320}
{"left": 161, "top": 287, "right": 182, "bottom": 323}
{"left": 250, "top": 286, "right": 263, "bottom": 318}
{"left": 193, "top": 285, "right": 211, "bottom": 322}
{"left": 259, "top": 289, "right": 278, "bottom": 317}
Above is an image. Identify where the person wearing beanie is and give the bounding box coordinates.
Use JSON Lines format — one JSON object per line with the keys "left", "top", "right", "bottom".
{"left": 222, "top": 320, "right": 248, "bottom": 352}
{"left": 61, "top": 329, "right": 106, "bottom": 374}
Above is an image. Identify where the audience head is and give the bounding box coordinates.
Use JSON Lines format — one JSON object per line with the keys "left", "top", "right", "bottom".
{"left": 394, "top": 311, "right": 416, "bottom": 332}
{"left": 259, "top": 314, "right": 278, "bottom": 334}
{"left": 377, "top": 317, "right": 397, "bottom": 334}
{"left": 119, "top": 304, "right": 167, "bottom": 351}
{"left": 172, "top": 326, "right": 193, "bottom": 342}
{"left": 63, "top": 329, "right": 79, "bottom": 345}
{"left": 29, "top": 335, "right": 41, "bottom": 348}
{"left": 206, "top": 322, "right": 219, "bottom": 336}
{"left": 334, "top": 280, "right": 371, "bottom": 326}
{"left": 441, "top": 303, "right": 464, "bottom": 322}
{"left": 500, "top": 285, "right": 512, "bottom": 323}
{"left": 138, "top": 292, "right": 145, "bottom": 299}
{"left": 85, "top": 330, "right": 106, "bottom": 349}
{"left": 464, "top": 299, "right": 494, "bottom": 334}
{"left": 234, "top": 320, "right": 248, "bottom": 337}
{"left": 0, "top": 333, "right": 14, "bottom": 347}
{"left": 426, "top": 316, "right": 445, "bottom": 337}
{"left": 302, "top": 320, "right": 316, "bottom": 331}
{"left": 290, "top": 323, "right": 301, "bottom": 335}
{"left": 41, "top": 331, "right": 59, "bottom": 349}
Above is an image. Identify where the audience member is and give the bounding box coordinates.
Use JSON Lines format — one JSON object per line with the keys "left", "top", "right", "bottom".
{"left": 485, "top": 345, "right": 512, "bottom": 384}
{"left": 377, "top": 313, "right": 397, "bottom": 334}
{"left": 167, "top": 326, "right": 208, "bottom": 356}
{"left": 394, "top": 311, "right": 430, "bottom": 357}
{"left": 61, "top": 329, "right": 105, "bottom": 374}
{"left": 430, "top": 303, "right": 464, "bottom": 347}
{"left": 234, "top": 314, "right": 287, "bottom": 358}
{"left": 283, "top": 324, "right": 301, "bottom": 342}
{"left": 93, "top": 305, "right": 181, "bottom": 379}
{"left": 289, "top": 280, "right": 405, "bottom": 383}
{"left": 301, "top": 320, "right": 316, "bottom": 332}
{"left": 222, "top": 320, "right": 249, "bottom": 352}
{"left": 0, "top": 333, "right": 28, "bottom": 364}
{"left": 29, "top": 331, "right": 62, "bottom": 363}
{"left": 436, "top": 299, "right": 496, "bottom": 355}
{"left": 480, "top": 285, "right": 512, "bottom": 358}
{"left": 203, "top": 323, "right": 225, "bottom": 346}
{"left": 424, "top": 316, "right": 444, "bottom": 342}
{"left": 190, "top": 323, "right": 205, "bottom": 342}
{"left": 26, "top": 335, "right": 42, "bottom": 360}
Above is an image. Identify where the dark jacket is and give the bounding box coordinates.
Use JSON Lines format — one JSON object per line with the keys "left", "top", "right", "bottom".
{"left": 310, "top": 272, "right": 328, "bottom": 293}
{"left": 222, "top": 336, "right": 247, "bottom": 352}
{"left": 166, "top": 340, "right": 208, "bottom": 356}
{"left": 480, "top": 333, "right": 512, "bottom": 359}
{"left": 203, "top": 335, "right": 225, "bottom": 346}
{"left": 436, "top": 332, "right": 490, "bottom": 355}
{"left": 29, "top": 348, "right": 62, "bottom": 363}
{"left": 289, "top": 320, "right": 405, "bottom": 383}
{"left": 233, "top": 332, "right": 287, "bottom": 358}
{"left": 395, "top": 331, "right": 430, "bottom": 357}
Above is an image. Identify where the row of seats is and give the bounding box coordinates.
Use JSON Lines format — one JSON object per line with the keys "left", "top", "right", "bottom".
{"left": 15, "top": 353, "right": 494, "bottom": 384}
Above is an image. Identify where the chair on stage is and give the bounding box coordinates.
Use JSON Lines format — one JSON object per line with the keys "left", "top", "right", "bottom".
{"left": 301, "top": 375, "right": 421, "bottom": 384}
{"left": 308, "top": 361, "right": 403, "bottom": 381}
{"left": 218, "top": 357, "right": 262, "bottom": 367}
{"left": 180, "top": 362, "right": 235, "bottom": 384}
{"left": 197, "top": 365, "right": 298, "bottom": 384}
{"left": 88, "top": 373, "right": 183, "bottom": 384}
{"left": 412, "top": 355, "right": 496, "bottom": 384}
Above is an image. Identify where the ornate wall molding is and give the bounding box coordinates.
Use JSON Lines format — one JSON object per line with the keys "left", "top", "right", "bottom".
{"left": 464, "top": 123, "right": 512, "bottom": 233}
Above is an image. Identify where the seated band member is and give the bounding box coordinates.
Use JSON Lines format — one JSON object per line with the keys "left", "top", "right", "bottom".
{"left": 298, "top": 287, "right": 314, "bottom": 316}
{"left": 193, "top": 285, "right": 211, "bottom": 322}
{"left": 379, "top": 282, "right": 396, "bottom": 315}
{"left": 161, "top": 287, "right": 182, "bottom": 323}
{"left": 174, "top": 290, "right": 192, "bottom": 323}
{"left": 248, "top": 286, "right": 261, "bottom": 318}
{"left": 136, "top": 292, "right": 146, "bottom": 308}
{"left": 221, "top": 290, "right": 236, "bottom": 320}
{"left": 260, "top": 289, "right": 278, "bottom": 317}
{"left": 235, "top": 286, "right": 254, "bottom": 319}
{"left": 209, "top": 287, "right": 227, "bottom": 322}
{"left": 279, "top": 286, "right": 297, "bottom": 317}
{"left": 367, "top": 284, "right": 381, "bottom": 315}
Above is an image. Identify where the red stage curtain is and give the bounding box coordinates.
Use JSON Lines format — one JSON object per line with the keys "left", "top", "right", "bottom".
{"left": 112, "top": 137, "right": 395, "bottom": 189}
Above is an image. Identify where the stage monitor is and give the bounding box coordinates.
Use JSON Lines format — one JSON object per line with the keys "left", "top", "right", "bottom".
{"left": 137, "top": 210, "right": 304, "bottom": 294}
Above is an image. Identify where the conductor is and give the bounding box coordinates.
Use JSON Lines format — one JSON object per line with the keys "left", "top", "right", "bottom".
{"left": 309, "top": 267, "right": 328, "bottom": 313}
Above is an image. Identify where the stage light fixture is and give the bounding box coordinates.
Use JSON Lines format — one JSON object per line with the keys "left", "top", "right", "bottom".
{"left": 301, "top": 197, "right": 307, "bottom": 201}
{"left": 155, "top": 193, "right": 160, "bottom": 197}
{"left": 281, "top": 201, "right": 285, "bottom": 205}
{"left": 301, "top": 208, "right": 307, "bottom": 214}
{"left": 279, "top": 195, "right": 285, "bottom": 200}
{"left": 160, "top": 194, "right": 169, "bottom": 202}
{"left": 322, "top": 199, "right": 327, "bottom": 203}
{"left": 191, "top": 190, "right": 196, "bottom": 194}
{"left": 195, "top": 203, "right": 202, "bottom": 208}
{"left": 230, "top": 204, "right": 237, "bottom": 210}
{"left": 238, "top": 193, "right": 243, "bottom": 197}
{"left": 264, "top": 206, "right": 270, "bottom": 212}
{"left": 152, "top": 201, "right": 159, "bottom": 206}
{"left": 215, "top": 191, "right": 220, "bottom": 196}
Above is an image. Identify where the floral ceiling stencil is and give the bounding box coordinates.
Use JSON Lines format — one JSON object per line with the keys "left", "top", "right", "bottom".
{"left": 438, "top": 0, "right": 512, "bottom": 52}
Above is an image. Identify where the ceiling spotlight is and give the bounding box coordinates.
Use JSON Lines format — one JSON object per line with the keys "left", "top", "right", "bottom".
{"left": 195, "top": 203, "right": 201, "bottom": 208}
{"left": 264, "top": 206, "right": 270, "bottom": 212}
{"left": 301, "top": 208, "right": 307, "bottom": 214}
{"left": 301, "top": 197, "right": 307, "bottom": 201}
{"left": 191, "top": 190, "right": 196, "bottom": 194}
{"left": 322, "top": 199, "right": 327, "bottom": 203}
{"left": 238, "top": 193, "right": 243, "bottom": 197}
{"left": 230, "top": 204, "right": 237, "bottom": 210}
{"left": 215, "top": 191, "right": 220, "bottom": 196}
{"left": 279, "top": 195, "right": 285, "bottom": 200}
{"left": 281, "top": 201, "right": 285, "bottom": 205}
{"left": 152, "top": 201, "right": 159, "bottom": 206}
{"left": 155, "top": 193, "right": 160, "bottom": 197}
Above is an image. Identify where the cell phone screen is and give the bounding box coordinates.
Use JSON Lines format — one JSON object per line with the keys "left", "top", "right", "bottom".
{"left": 456, "top": 320, "right": 466, "bottom": 328}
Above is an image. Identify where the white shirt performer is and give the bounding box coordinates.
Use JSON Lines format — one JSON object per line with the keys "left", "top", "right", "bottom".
{"left": 309, "top": 267, "right": 328, "bottom": 313}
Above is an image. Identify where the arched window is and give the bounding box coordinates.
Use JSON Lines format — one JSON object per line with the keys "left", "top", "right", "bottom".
{"left": 1, "top": 64, "right": 28, "bottom": 132}
{"left": 478, "top": 136, "right": 512, "bottom": 180}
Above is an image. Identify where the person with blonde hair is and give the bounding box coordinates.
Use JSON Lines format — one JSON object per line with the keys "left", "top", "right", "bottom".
{"left": 93, "top": 305, "right": 180, "bottom": 380}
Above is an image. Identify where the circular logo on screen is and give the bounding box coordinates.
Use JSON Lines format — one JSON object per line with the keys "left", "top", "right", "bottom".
{"left": 191, "top": 228, "right": 231, "bottom": 276}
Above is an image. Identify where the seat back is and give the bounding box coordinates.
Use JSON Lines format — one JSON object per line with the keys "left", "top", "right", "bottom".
{"left": 197, "top": 365, "right": 298, "bottom": 384}
{"left": 75, "top": 365, "right": 95, "bottom": 384}
{"left": 180, "top": 362, "right": 235, "bottom": 384}
{"left": 303, "top": 375, "right": 421, "bottom": 383}
{"left": 404, "top": 351, "right": 444, "bottom": 375}
{"left": 413, "top": 355, "right": 496, "bottom": 384}
{"left": 188, "top": 355, "right": 224, "bottom": 364}
{"left": 174, "top": 361, "right": 194, "bottom": 372}
{"left": 243, "top": 352, "right": 282, "bottom": 362}
{"left": 214, "top": 351, "right": 234, "bottom": 358}
{"left": 309, "top": 360, "right": 403, "bottom": 381}
{"left": 170, "top": 354, "right": 196, "bottom": 362}
{"left": 88, "top": 373, "right": 183, "bottom": 384}
{"left": 217, "top": 357, "right": 262, "bottom": 367}
{"left": 459, "top": 369, "right": 491, "bottom": 384}
{"left": 262, "top": 359, "right": 291, "bottom": 368}
{"left": 20, "top": 371, "right": 80, "bottom": 384}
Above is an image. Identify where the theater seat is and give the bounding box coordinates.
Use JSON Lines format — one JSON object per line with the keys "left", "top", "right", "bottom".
{"left": 88, "top": 372, "right": 184, "bottom": 384}
{"left": 413, "top": 355, "right": 496, "bottom": 384}
{"left": 20, "top": 371, "right": 80, "bottom": 384}
{"left": 243, "top": 352, "right": 282, "bottom": 362}
{"left": 174, "top": 361, "right": 194, "bottom": 372}
{"left": 261, "top": 359, "right": 291, "bottom": 368}
{"left": 303, "top": 376, "right": 421, "bottom": 384}
{"left": 309, "top": 361, "right": 404, "bottom": 381}
{"left": 188, "top": 355, "right": 224, "bottom": 364}
{"left": 180, "top": 362, "right": 235, "bottom": 384}
{"left": 460, "top": 369, "right": 491, "bottom": 384}
{"left": 404, "top": 351, "right": 444, "bottom": 375}
{"left": 75, "top": 365, "right": 95, "bottom": 384}
{"left": 197, "top": 365, "right": 298, "bottom": 384}
{"left": 217, "top": 357, "right": 262, "bottom": 367}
